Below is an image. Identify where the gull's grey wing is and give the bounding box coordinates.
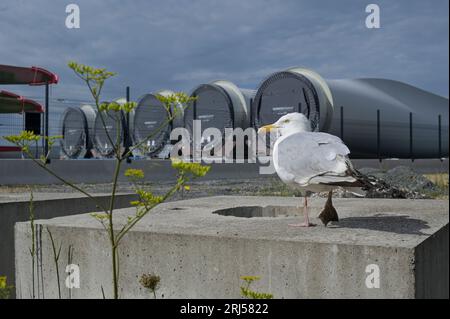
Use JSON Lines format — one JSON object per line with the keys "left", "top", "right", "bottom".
{"left": 275, "top": 132, "right": 356, "bottom": 186}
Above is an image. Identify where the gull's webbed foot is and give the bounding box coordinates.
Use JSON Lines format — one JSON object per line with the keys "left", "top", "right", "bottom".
{"left": 318, "top": 190, "right": 339, "bottom": 226}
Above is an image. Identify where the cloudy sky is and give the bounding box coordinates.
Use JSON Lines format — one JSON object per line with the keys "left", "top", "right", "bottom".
{"left": 0, "top": 0, "right": 448, "bottom": 102}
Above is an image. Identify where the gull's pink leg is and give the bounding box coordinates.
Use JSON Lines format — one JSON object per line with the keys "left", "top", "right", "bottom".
{"left": 289, "top": 196, "right": 314, "bottom": 227}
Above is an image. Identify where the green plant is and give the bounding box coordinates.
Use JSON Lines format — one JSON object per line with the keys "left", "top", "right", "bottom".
{"left": 4, "top": 62, "right": 209, "bottom": 299}
{"left": 67, "top": 245, "right": 74, "bottom": 299}
{"left": 28, "top": 188, "right": 36, "bottom": 299}
{"left": 423, "top": 173, "right": 449, "bottom": 199}
{"left": 139, "top": 273, "right": 161, "bottom": 299}
{"left": 0, "top": 276, "right": 14, "bottom": 299}
{"left": 46, "top": 227, "right": 62, "bottom": 299}
{"left": 424, "top": 173, "right": 449, "bottom": 188}
{"left": 240, "top": 276, "right": 273, "bottom": 299}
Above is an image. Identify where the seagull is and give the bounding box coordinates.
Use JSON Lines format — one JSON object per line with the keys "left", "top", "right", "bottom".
{"left": 258, "top": 113, "right": 370, "bottom": 227}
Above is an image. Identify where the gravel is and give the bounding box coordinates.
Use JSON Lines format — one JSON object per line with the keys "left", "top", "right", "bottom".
{"left": 0, "top": 166, "right": 447, "bottom": 200}
{"left": 359, "top": 166, "right": 438, "bottom": 193}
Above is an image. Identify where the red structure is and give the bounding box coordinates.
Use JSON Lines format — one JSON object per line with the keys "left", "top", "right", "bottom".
{"left": 0, "top": 90, "right": 44, "bottom": 113}
{"left": 0, "top": 64, "right": 58, "bottom": 85}
{"left": 0, "top": 64, "right": 58, "bottom": 155}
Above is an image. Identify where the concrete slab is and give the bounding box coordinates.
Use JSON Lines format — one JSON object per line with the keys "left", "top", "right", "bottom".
{"left": 15, "top": 196, "right": 448, "bottom": 299}
{"left": 0, "top": 192, "right": 125, "bottom": 204}
{"left": 1, "top": 192, "right": 137, "bottom": 294}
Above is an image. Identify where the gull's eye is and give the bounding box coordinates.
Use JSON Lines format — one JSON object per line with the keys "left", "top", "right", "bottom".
{"left": 284, "top": 119, "right": 290, "bottom": 123}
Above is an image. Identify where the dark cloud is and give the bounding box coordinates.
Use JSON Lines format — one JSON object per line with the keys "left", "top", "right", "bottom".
{"left": 0, "top": 0, "right": 448, "bottom": 103}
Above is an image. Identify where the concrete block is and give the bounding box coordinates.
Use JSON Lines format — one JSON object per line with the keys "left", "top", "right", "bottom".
{"left": 0, "top": 192, "right": 137, "bottom": 294}
{"left": 15, "top": 196, "right": 448, "bottom": 299}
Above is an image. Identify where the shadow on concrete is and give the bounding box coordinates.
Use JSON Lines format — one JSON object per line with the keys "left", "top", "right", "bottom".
{"left": 335, "top": 214, "right": 430, "bottom": 235}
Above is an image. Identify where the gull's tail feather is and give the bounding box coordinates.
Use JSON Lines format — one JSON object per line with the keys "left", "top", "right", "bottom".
{"left": 344, "top": 158, "right": 408, "bottom": 198}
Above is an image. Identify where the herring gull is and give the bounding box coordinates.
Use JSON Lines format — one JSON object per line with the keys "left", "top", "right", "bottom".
{"left": 258, "top": 112, "right": 372, "bottom": 227}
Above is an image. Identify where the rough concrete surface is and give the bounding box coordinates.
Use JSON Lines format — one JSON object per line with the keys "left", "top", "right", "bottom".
{"left": 1, "top": 192, "right": 137, "bottom": 295}
{"left": 15, "top": 196, "right": 449, "bottom": 299}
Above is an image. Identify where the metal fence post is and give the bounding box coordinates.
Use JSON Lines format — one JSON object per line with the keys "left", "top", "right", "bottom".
{"left": 409, "top": 112, "right": 414, "bottom": 162}
{"left": 126, "top": 86, "right": 130, "bottom": 139}
{"left": 438, "top": 114, "right": 442, "bottom": 161}
{"left": 193, "top": 97, "right": 197, "bottom": 120}
{"left": 125, "top": 86, "right": 132, "bottom": 163}
{"left": 41, "top": 113, "right": 44, "bottom": 158}
{"left": 44, "top": 82, "right": 49, "bottom": 162}
{"left": 377, "top": 109, "right": 381, "bottom": 162}
{"left": 249, "top": 98, "right": 253, "bottom": 128}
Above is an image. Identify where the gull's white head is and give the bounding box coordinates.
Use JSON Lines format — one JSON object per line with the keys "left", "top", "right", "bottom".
{"left": 258, "top": 113, "right": 312, "bottom": 136}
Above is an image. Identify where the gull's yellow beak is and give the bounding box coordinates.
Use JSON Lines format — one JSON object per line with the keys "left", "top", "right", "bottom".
{"left": 258, "top": 124, "right": 277, "bottom": 134}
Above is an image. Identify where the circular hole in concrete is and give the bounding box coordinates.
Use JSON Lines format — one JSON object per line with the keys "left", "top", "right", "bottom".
{"left": 213, "top": 206, "right": 300, "bottom": 218}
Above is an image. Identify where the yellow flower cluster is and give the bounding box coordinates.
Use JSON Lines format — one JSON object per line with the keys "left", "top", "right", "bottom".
{"left": 68, "top": 61, "right": 116, "bottom": 82}
{"left": 99, "top": 101, "right": 136, "bottom": 113}
{"left": 0, "top": 276, "right": 6, "bottom": 289}
{"left": 240, "top": 275, "right": 261, "bottom": 284}
{"left": 240, "top": 276, "right": 273, "bottom": 299}
{"left": 124, "top": 168, "right": 145, "bottom": 180}
{"left": 156, "top": 92, "right": 197, "bottom": 111}
{"left": 133, "top": 189, "right": 164, "bottom": 207}
{"left": 240, "top": 287, "right": 273, "bottom": 299}
{"left": 4, "top": 130, "right": 40, "bottom": 144}
{"left": 90, "top": 213, "right": 109, "bottom": 221}
{"left": 171, "top": 159, "right": 210, "bottom": 177}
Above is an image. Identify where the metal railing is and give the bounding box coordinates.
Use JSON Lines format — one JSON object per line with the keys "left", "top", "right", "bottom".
{"left": 1, "top": 98, "right": 448, "bottom": 161}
